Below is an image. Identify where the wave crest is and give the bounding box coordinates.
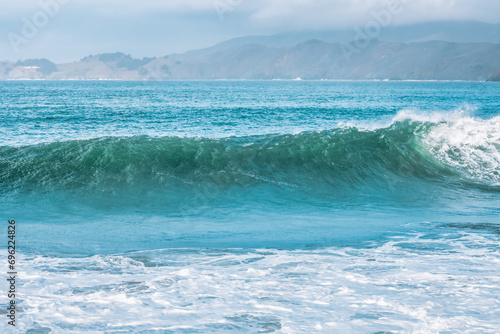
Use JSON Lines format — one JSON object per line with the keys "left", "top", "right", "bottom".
{"left": 1, "top": 113, "right": 498, "bottom": 197}
{"left": 421, "top": 115, "right": 500, "bottom": 186}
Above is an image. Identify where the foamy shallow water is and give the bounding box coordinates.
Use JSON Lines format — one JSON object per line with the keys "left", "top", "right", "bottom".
{"left": 4, "top": 231, "right": 500, "bottom": 334}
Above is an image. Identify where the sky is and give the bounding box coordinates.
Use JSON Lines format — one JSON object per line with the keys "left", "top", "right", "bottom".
{"left": 1, "top": 0, "right": 500, "bottom": 63}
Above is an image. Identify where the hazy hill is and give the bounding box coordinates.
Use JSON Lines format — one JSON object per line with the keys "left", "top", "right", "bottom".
{"left": 1, "top": 21, "right": 499, "bottom": 81}
{"left": 150, "top": 40, "right": 500, "bottom": 80}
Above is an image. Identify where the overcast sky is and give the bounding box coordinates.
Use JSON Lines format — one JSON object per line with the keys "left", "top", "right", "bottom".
{"left": 1, "top": 0, "right": 500, "bottom": 62}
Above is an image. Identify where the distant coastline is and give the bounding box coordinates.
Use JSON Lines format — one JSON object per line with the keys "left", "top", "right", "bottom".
{"left": 2, "top": 21, "right": 500, "bottom": 82}
{"left": 2, "top": 40, "right": 500, "bottom": 82}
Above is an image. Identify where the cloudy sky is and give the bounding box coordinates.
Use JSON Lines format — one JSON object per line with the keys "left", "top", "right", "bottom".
{"left": 1, "top": 0, "right": 499, "bottom": 62}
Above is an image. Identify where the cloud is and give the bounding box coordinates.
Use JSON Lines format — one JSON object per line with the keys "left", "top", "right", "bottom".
{"left": 3, "top": 0, "right": 498, "bottom": 26}
{"left": 1, "top": 0, "right": 499, "bottom": 62}
{"left": 243, "top": 0, "right": 500, "bottom": 30}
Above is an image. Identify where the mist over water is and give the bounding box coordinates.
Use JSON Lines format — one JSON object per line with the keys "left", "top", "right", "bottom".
{"left": 1, "top": 81, "right": 499, "bottom": 332}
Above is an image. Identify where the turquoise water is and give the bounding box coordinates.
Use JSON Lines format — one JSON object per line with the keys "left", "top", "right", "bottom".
{"left": 1, "top": 81, "right": 500, "bottom": 332}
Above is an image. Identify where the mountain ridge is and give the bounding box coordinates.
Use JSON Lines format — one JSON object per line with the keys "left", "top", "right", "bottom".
{"left": 1, "top": 21, "right": 500, "bottom": 81}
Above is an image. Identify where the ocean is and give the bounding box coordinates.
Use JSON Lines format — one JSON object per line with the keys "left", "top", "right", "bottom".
{"left": 1, "top": 80, "right": 499, "bottom": 333}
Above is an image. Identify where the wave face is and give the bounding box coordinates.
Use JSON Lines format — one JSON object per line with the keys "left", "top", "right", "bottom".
{"left": 2, "top": 113, "right": 499, "bottom": 200}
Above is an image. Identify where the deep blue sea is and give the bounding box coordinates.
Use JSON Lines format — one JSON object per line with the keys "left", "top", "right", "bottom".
{"left": 1, "top": 81, "right": 500, "bottom": 333}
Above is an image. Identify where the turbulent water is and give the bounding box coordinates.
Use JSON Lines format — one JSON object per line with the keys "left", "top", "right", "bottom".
{"left": 1, "top": 81, "right": 500, "bottom": 333}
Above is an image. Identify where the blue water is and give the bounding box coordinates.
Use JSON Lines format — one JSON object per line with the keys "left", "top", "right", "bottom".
{"left": 1, "top": 81, "right": 500, "bottom": 333}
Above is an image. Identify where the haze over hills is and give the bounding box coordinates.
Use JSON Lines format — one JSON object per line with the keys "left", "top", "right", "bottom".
{"left": 210, "top": 21, "right": 500, "bottom": 49}
{"left": 1, "top": 21, "right": 500, "bottom": 81}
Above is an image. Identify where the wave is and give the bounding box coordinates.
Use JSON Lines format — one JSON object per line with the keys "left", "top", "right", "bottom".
{"left": 1, "top": 112, "right": 499, "bottom": 201}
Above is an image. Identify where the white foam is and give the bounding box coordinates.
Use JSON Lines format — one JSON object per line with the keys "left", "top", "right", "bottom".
{"left": 421, "top": 114, "right": 500, "bottom": 185}
{"left": 8, "top": 232, "right": 500, "bottom": 333}
{"left": 336, "top": 106, "right": 475, "bottom": 132}
{"left": 391, "top": 107, "right": 474, "bottom": 124}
